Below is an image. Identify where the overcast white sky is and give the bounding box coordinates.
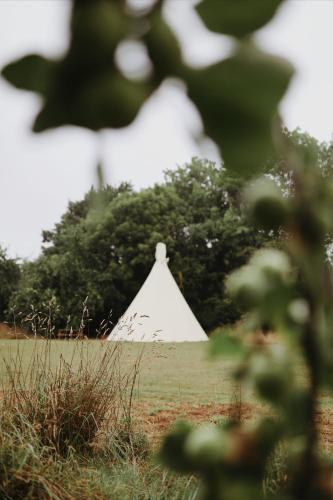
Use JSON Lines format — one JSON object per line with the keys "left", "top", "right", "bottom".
{"left": 1, "top": 0, "right": 333, "bottom": 260}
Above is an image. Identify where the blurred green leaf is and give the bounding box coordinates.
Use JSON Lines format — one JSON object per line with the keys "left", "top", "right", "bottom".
{"left": 246, "top": 177, "right": 288, "bottom": 230}
{"left": 1, "top": 54, "right": 54, "bottom": 95}
{"left": 253, "top": 417, "right": 284, "bottom": 459}
{"left": 33, "top": 71, "right": 151, "bottom": 132}
{"left": 196, "top": 0, "right": 284, "bottom": 38}
{"left": 209, "top": 330, "right": 245, "bottom": 358}
{"left": 251, "top": 350, "right": 293, "bottom": 404}
{"left": 184, "top": 424, "right": 227, "bottom": 467}
{"left": 144, "top": 11, "right": 183, "bottom": 84}
{"left": 285, "top": 389, "right": 311, "bottom": 437}
{"left": 188, "top": 44, "right": 294, "bottom": 175}
{"left": 69, "top": 0, "right": 128, "bottom": 71}
{"left": 159, "top": 421, "right": 195, "bottom": 473}
{"left": 4, "top": 0, "right": 153, "bottom": 133}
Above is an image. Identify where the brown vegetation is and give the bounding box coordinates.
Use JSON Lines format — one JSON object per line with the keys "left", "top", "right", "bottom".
{"left": 134, "top": 401, "right": 333, "bottom": 453}
{"left": 0, "top": 322, "right": 28, "bottom": 339}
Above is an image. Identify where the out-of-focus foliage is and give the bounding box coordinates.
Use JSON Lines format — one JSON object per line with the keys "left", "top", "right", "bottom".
{"left": 158, "top": 4, "right": 333, "bottom": 500}
{"left": 187, "top": 45, "right": 293, "bottom": 175}
{"left": 1, "top": 0, "right": 292, "bottom": 176}
{"left": 0, "top": 247, "right": 20, "bottom": 320}
{"left": 162, "top": 139, "right": 333, "bottom": 498}
{"left": 8, "top": 159, "right": 271, "bottom": 332}
{"left": 196, "top": 0, "right": 283, "bottom": 38}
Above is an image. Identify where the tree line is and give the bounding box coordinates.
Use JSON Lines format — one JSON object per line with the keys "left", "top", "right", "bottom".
{"left": 2, "top": 130, "right": 332, "bottom": 335}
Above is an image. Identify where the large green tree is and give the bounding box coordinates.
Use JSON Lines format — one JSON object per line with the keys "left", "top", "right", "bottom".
{"left": 0, "top": 247, "right": 20, "bottom": 321}
{"left": 9, "top": 159, "right": 271, "bottom": 333}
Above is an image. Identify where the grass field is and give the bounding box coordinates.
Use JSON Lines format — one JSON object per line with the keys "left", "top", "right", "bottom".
{"left": 1, "top": 338, "right": 332, "bottom": 437}
{"left": 1, "top": 337, "right": 332, "bottom": 409}
{"left": 0, "top": 337, "right": 332, "bottom": 498}
{"left": 0, "top": 338, "right": 238, "bottom": 405}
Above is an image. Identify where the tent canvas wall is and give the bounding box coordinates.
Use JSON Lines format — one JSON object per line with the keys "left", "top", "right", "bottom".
{"left": 108, "top": 243, "right": 208, "bottom": 342}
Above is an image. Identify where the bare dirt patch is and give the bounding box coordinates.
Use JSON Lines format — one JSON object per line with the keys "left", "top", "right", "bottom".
{"left": 133, "top": 401, "right": 257, "bottom": 446}
{"left": 133, "top": 401, "right": 333, "bottom": 452}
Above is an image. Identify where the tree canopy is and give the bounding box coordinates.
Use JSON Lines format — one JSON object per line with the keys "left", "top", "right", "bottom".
{"left": 7, "top": 129, "right": 333, "bottom": 334}
{"left": 9, "top": 158, "right": 271, "bottom": 333}
{"left": 0, "top": 247, "right": 20, "bottom": 321}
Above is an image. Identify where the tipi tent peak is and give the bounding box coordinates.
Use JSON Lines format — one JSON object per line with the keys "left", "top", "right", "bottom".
{"left": 108, "top": 242, "right": 208, "bottom": 342}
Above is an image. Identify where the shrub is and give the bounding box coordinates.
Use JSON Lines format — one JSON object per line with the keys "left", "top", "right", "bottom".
{"left": 1, "top": 338, "right": 143, "bottom": 457}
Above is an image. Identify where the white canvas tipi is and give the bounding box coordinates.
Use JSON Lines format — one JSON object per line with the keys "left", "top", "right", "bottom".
{"left": 108, "top": 243, "right": 208, "bottom": 342}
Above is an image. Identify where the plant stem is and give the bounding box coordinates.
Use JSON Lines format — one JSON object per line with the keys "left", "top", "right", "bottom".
{"left": 296, "top": 317, "right": 320, "bottom": 499}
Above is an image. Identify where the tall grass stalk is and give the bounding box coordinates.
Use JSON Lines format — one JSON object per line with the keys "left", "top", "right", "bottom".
{"left": 1, "top": 337, "right": 144, "bottom": 457}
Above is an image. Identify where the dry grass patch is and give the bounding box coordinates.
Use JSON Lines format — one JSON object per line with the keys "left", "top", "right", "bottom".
{"left": 0, "top": 338, "right": 145, "bottom": 457}
{"left": 0, "top": 323, "right": 27, "bottom": 339}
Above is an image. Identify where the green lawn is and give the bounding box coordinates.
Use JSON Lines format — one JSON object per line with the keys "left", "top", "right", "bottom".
{"left": 0, "top": 338, "right": 241, "bottom": 406}
{"left": 1, "top": 337, "right": 332, "bottom": 411}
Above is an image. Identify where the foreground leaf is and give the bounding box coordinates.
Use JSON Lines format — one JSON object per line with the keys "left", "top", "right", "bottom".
{"left": 187, "top": 44, "right": 294, "bottom": 175}
{"left": 196, "top": 0, "right": 284, "bottom": 38}
{"left": 33, "top": 71, "right": 151, "bottom": 132}
{"left": 1, "top": 54, "right": 55, "bottom": 95}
